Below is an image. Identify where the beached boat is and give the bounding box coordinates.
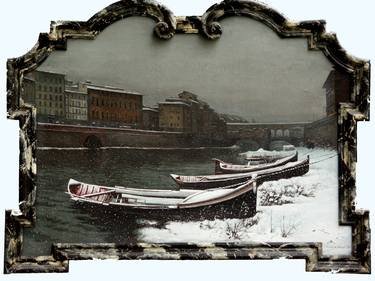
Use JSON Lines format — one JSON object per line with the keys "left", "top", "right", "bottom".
{"left": 214, "top": 149, "right": 298, "bottom": 174}
{"left": 67, "top": 178, "right": 258, "bottom": 219}
{"left": 239, "top": 145, "right": 296, "bottom": 163}
{"left": 171, "top": 156, "right": 309, "bottom": 189}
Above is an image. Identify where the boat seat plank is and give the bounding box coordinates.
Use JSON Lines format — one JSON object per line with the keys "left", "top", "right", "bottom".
{"left": 120, "top": 193, "right": 184, "bottom": 205}
{"left": 181, "top": 189, "right": 232, "bottom": 204}
{"left": 114, "top": 187, "right": 196, "bottom": 198}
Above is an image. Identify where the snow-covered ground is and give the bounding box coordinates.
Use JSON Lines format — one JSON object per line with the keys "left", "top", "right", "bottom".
{"left": 137, "top": 147, "right": 352, "bottom": 257}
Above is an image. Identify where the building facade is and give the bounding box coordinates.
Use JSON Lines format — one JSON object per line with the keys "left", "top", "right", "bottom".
{"left": 177, "top": 91, "right": 227, "bottom": 142}
{"left": 158, "top": 101, "right": 192, "bottom": 132}
{"left": 87, "top": 85, "right": 143, "bottom": 127}
{"left": 64, "top": 89, "right": 88, "bottom": 121}
{"left": 157, "top": 91, "right": 227, "bottom": 144}
{"left": 33, "top": 70, "right": 65, "bottom": 119}
{"left": 142, "top": 107, "right": 159, "bottom": 130}
{"left": 323, "top": 68, "right": 351, "bottom": 116}
{"left": 22, "top": 76, "right": 36, "bottom": 105}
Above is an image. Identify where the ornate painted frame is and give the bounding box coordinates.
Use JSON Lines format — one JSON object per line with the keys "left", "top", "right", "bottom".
{"left": 4, "top": 0, "right": 370, "bottom": 274}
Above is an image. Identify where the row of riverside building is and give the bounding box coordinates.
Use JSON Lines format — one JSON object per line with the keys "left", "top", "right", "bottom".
{"left": 22, "top": 70, "right": 227, "bottom": 142}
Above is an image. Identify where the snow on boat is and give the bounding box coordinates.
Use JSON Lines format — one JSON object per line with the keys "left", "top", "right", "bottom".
{"left": 171, "top": 156, "right": 309, "bottom": 189}
{"left": 66, "top": 178, "right": 258, "bottom": 219}
{"left": 239, "top": 146, "right": 296, "bottom": 164}
{"left": 214, "top": 149, "right": 298, "bottom": 174}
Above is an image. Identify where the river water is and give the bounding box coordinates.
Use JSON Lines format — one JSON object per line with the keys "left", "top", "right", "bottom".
{"left": 22, "top": 147, "right": 243, "bottom": 256}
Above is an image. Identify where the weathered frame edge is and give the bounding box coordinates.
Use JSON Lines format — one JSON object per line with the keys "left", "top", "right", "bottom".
{"left": 3, "top": 0, "right": 371, "bottom": 274}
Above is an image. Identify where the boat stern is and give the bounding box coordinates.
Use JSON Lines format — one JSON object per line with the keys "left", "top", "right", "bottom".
{"left": 67, "top": 179, "right": 81, "bottom": 197}
{"left": 212, "top": 158, "right": 224, "bottom": 174}
{"left": 170, "top": 174, "right": 182, "bottom": 185}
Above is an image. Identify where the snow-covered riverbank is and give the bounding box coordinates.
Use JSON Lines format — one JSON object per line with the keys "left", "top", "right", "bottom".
{"left": 138, "top": 147, "right": 352, "bottom": 256}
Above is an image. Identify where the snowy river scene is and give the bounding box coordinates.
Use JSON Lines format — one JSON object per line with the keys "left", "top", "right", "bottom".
{"left": 22, "top": 146, "right": 351, "bottom": 257}
{"left": 16, "top": 15, "right": 355, "bottom": 263}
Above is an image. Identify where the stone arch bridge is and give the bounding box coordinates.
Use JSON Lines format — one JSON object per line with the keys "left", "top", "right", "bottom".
{"left": 226, "top": 122, "right": 308, "bottom": 149}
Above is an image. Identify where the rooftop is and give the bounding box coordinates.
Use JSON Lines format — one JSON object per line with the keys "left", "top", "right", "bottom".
{"left": 87, "top": 85, "right": 143, "bottom": 96}
{"left": 158, "top": 101, "right": 191, "bottom": 107}
{"left": 143, "top": 107, "right": 159, "bottom": 112}
{"left": 34, "top": 69, "right": 66, "bottom": 77}
{"left": 23, "top": 76, "right": 35, "bottom": 82}
{"left": 65, "top": 89, "right": 87, "bottom": 95}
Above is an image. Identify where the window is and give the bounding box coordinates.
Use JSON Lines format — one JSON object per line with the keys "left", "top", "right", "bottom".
{"left": 59, "top": 96, "right": 62, "bottom": 101}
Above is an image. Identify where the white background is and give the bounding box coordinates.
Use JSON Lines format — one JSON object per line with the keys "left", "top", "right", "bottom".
{"left": 0, "top": 0, "right": 374, "bottom": 280}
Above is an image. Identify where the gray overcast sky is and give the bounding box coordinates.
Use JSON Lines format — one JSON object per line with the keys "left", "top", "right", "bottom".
{"left": 38, "top": 16, "right": 333, "bottom": 123}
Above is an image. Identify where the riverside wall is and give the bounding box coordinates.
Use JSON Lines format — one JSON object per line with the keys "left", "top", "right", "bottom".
{"left": 37, "top": 123, "right": 191, "bottom": 148}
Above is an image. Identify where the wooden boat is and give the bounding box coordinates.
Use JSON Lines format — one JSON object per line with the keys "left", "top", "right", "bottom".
{"left": 67, "top": 178, "right": 258, "bottom": 220}
{"left": 239, "top": 146, "right": 296, "bottom": 163}
{"left": 214, "top": 149, "right": 298, "bottom": 174}
{"left": 171, "top": 156, "right": 309, "bottom": 189}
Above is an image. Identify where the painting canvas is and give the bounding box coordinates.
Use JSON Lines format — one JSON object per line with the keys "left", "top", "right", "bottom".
{"left": 3, "top": 0, "right": 370, "bottom": 274}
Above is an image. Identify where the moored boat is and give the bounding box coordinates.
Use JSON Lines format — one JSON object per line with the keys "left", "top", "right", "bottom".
{"left": 66, "top": 178, "right": 258, "bottom": 220}
{"left": 214, "top": 149, "right": 298, "bottom": 174}
{"left": 171, "top": 156, "right": 309, "bottom": 189}
{"left": 239, "top": 145, "right": 296, "bottom": 163}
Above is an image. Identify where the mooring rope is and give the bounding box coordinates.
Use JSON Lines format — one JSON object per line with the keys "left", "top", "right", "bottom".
{"left": 309, "top": 153, "right": 338, "bottom": 165}
{"left": 184, "top": 152, "right": 339, "bottom": 190}
{"left": 297, "top": 150, "right": 337, "bottom": 159}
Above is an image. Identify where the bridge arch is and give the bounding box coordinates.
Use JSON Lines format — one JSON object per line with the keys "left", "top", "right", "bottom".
{"left": 84, "top": 135, "right": 103, "bottom": 148}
